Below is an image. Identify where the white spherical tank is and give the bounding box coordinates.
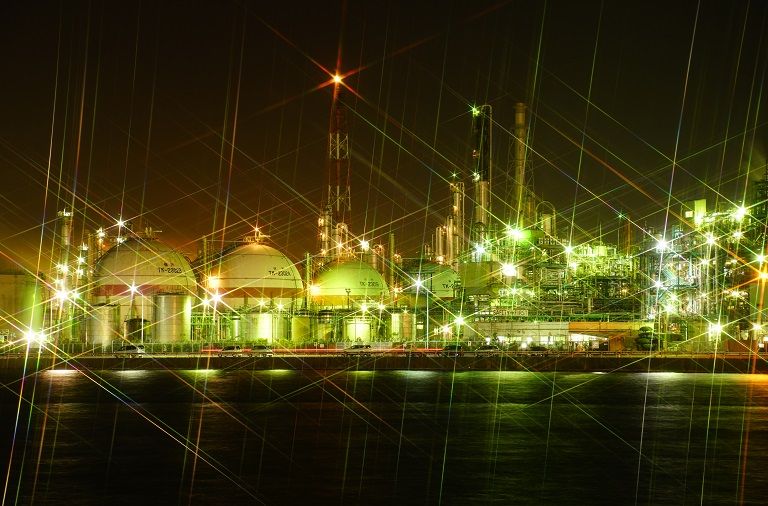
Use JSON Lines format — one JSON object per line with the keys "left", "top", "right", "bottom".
{"left": 91, "top": 237, "right": 196, "bottom": 342}
{"left": 207, "top": 241, "right": 303, "bottom": 307}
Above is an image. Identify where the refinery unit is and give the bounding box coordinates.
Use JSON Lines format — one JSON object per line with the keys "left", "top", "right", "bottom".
{"left": 2, "top": 80, "right": 767, "bottom": 355}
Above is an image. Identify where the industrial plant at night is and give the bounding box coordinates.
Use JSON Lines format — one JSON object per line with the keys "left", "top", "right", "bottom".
{"left": 3, "top": 74, "right": 767, "bottom": 357}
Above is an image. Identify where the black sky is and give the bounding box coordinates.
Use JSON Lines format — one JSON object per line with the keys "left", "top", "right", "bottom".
{"left": 1, "top": 0, "right": 767, "bottom": 269}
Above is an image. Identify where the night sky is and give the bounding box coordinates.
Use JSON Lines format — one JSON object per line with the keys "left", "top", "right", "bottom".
{"left": 2, "top": 1, "right": 767, "bottom": 269}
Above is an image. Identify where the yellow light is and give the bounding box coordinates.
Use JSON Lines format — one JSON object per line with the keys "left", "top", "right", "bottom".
{"left": 333, "top": 74, "right": 343, "bottom": 84}
{"left": 208, "top": 276, "right": 220, "bottom": 289}
{"left": 309, "top": 285, "right": 320, "bottom": 296}
{"left": 360, "top": 240, "right": 370, "bottom": 251}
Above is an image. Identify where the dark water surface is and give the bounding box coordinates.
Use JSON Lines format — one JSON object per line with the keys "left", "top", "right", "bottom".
{"left": 2, "top": 369, "right": 768, "bottom": 505}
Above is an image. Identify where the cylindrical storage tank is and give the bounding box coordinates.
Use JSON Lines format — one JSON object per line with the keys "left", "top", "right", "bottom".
{"left": 390, "top": 312, "right": 404, "bottom": 342}
{"left": 231, "top": 315, "right": 242, "bottom": 340}
{"left": 86, "top": 303, "right": 119, "bottom": 346}
{"left": 272, "top": 313, "right": 288, "bottom": 342}
{"left": 400, "top": 311, "right": 415, "bottom": 341}
{"left": 343, "top": 316, "right": 371, "bottom": 342}
{"left": 0, "top": 269, "right": 45, "bottom": 341}
{"left": 291, "top": 312, "right": 312, "bottom": 342}
{"left": 153, "top": 294, "right": 192, "bottom": 343}
{"left": 316, "top": 310, "right": 335, "bottom": 341}
{"left": 434, "top": 226, "right": 445, "bottom": 261}
{"left": 242, "top": 312, "right": 288, "bottom": 344}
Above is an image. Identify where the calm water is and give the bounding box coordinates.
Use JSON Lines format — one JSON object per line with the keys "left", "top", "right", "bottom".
{"left": 2, "top": 368, "right": 768, "bottom": 505}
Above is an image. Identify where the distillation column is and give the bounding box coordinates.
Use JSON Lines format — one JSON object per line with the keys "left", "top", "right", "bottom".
{"left": 471, "top": 105, "right": 492, "bottom": 252}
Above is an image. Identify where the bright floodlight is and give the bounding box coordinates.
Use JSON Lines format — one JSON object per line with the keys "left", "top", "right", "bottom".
{"left": 564, "top": 245, "right": 574, "bottom": 255}
{"left": 414, "top": 277, "right": 423, "bottom": 288}
{"left": 506, "top": 227, "right": 524, "bottom": 240}
{"left": 752, "top": 322, "right": 763, "bottom": 331}
{"left": 333, "top": 73, "right": 343, "bottom": 84}
{"left": 501, "top": 263, "right": 516, "bottom": 277}
{"left": 758, "top": 254, "right": 766, "bottom": 264}
{"left": 25, "top": 330, "right": 44, "bottom": 343}
{"left": 655, "top": 239, "right": 668, "bottom": 252}
{"left": 455, "top": 316, "right": 465, "bottom": 326}
{"left": 474, "top": 244, "right": 486, "bottom": 255}
{"left": 360, "top": 240, "right": 370, "bottom": 251}
{"left": 360, "top": 303, "right": 368, "bottom": 313}
{"left": 309, "top": 284, "right": 320, "bottom": 296}
{"left": 654, "top": 280, "right": 664, "bottom": 289}
{"left": 709, "top": 322, "right": 723, "bottom": 335}
{"left": 705, "top": 233, "right": 716, "bottom": 246}
{"left": 117, "top": 218, "right": 125, "bottom": 228}
{"left": 733, "top": 206, "right": 748, "bottom": 221}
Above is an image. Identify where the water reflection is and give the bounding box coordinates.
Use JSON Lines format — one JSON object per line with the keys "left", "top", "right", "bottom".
{"left": 3, "top": 370, "right": 768, "bottom": 505}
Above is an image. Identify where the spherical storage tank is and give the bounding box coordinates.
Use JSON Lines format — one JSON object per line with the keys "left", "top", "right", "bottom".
{"left": 90, "top": 237, "right": 196, "bottom": 344}
{"left": 207, "top": 240, "right": 303, "bottom": 342}
{"left": 400, "top": 261, "right": 460, "bottom": 307}
{"left": 312, "top": 258, "right": 389, "bottom": 342}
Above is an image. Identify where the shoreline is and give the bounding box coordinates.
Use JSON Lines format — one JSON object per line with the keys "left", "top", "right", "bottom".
{"left": 1, "top": 353, "right": 766, "bottom": 374}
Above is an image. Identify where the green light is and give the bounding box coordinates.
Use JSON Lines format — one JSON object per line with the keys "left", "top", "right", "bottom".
{"left": 471, "top": 106, "right": 480, "bottom": 116}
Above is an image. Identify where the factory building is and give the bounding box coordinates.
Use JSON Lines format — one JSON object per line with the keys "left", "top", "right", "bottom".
{"left": 5, "top": 92, "right": 767, "bottom": 355}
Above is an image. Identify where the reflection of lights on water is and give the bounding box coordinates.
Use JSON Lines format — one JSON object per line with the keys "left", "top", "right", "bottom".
{"left": 46, "top": 369, "right": 77, "bottom": 376}
{"left": 264, "top": 369, "right": 293, "bottom": 376}
{"left": 115, "top": 370, "right": 149, "bottom": 378}
{"left": 395, "top": 370, "right": 437, "bottom": 378}
{"left": 648, "top": 372, "right": 682, "bottom": 380}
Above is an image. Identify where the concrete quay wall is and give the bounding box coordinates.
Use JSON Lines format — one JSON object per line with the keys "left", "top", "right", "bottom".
{"left": 1, "top": 354, "right": 766, "bottom": 374}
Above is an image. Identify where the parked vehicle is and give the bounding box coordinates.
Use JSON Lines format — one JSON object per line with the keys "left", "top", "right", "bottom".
{"left": 440, "top": 344, "right": 464, "bottom": 357}
{"left": 344, "top": 344, "right": 372, "bottom": 356}
{"left": 251, "top": 344, "right": 274, "bottom": 357}
{"left": 475, "top": 344, "right": 501, "bottom": 357}
{"left": 218, "top": 345, "right": 244, "bottom": 357}
{"left": 114, "top": 344, "right": 145, "bottom": 358}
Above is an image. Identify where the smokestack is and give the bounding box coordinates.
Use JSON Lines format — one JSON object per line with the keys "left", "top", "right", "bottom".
{"left": 514, "top": 102, "right": 528, "bottom": 228}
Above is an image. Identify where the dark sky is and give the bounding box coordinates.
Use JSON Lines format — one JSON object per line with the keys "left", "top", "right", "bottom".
{"left": 2, "top": 0, "right": 767, "bottom": 269}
